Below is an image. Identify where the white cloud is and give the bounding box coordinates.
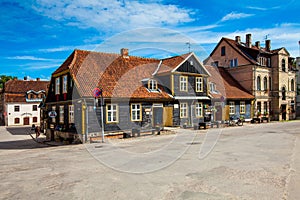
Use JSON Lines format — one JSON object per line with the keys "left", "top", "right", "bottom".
{"left": 6, "top": 56, "right": 53, "bottom": 61}
{"left": 221, "top": 12, "right": 254, "bottom": 22}
{"left": 31, "top": 0, "right": 195, "bottom": 32}
{"left": 247, "top": 6, "right": 280, "bottom": 11}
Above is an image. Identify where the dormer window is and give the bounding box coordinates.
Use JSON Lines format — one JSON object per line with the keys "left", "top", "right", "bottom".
{"left": 210, "top": 82, "right": 218, "bottom": 93}
{"left": 148, "top": 79, "right": 158, "bottom": 90}
{"left": 259, "top": 57, "right": 266, "bottom": 66}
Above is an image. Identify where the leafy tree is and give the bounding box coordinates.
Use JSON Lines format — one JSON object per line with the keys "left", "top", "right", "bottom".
{"left": 0, "top": 75, "right": 17, "bottom": 89}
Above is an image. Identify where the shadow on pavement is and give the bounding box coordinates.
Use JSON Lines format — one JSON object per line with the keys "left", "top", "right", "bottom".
{"left": 6, "top": 127, "right": 33, "bottom": 135}
{"left": 0, "top": 139, "right": 56, "bottom": 149}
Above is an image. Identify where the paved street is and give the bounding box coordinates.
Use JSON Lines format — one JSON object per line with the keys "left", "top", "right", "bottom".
{"left": 0, "top": 122, "right": 300, "bottom": 200}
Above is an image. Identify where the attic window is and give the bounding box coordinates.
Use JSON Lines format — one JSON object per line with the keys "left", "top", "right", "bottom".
{"left": 190, "top": 60, "right": 193, "bottom": 65}
{"left": 221, "top": 46, "right": 226, "bottom": 56}
{"left": 148, "top": 79, "right": 158, "bottom": 91}
{"left": 259, "top": 57, "right": 266, "bottom": 66}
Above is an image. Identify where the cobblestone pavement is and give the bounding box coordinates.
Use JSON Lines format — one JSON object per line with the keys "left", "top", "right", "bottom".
{"left": 0, "top": 122, "right": 300, "bottom": 200}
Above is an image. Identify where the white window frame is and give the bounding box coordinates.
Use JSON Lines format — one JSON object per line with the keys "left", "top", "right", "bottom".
{"left": 195, "top": 77, "right": 203, "bottom": 92}
{"left": 59, "top": 105, "right": 64, "bottom": 123}
{"left": 240, "top": 101, "right": 245, "bottom": 114}
{"left": 195, "top": 102, "right": 203, "bottom": 118}
{"left": 63, "top": 75, "right": 68, "bottom": 93}
{"left": 32, "top": 105, "right": 38, "bottom": 111}
{"left": 131, "top": 103, "right": 142, "bottom": 121}
{"left": 148, "top": 79, "right": 158, "bottom": 90}
{"left": 180, "top": 76, "right": 188, "bottom": 92}
{"left": 180, "top": 103, "right": 188, "bottom": 118}
{"left": 229, "top": 101, "right": 235, "bottom": 115}
{"left": 69, "top": 105, "right": 74, "bottom": 123}
{"left": 106, "top": 104, "right": 118, "bottom": 123}
{"left": 55, "top": 77, "right": 60, "bottom": 95}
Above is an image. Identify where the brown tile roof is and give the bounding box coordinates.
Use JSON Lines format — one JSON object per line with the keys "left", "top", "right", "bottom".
{"left": 59, "top": 49, "right": 172, "bottom": 100}
{"left": 205, "top": 65, "right": 254, "bottom": 100}
{"left": 4, "top": 79, "right": 49, "bottom": 103}
{"left": 157, "top": 53, "right": 191, "bottom": 74}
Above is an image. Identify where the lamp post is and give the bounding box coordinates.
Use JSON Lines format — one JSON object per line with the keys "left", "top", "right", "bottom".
{"left": 93, "top": 87, "right": 105, "bottom": 143}
{"left": 100, "top": 92, "right": 105, "bottom": 143}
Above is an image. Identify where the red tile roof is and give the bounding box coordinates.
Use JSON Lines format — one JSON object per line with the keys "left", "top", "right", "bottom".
{"left": 4, "top": 79, "right": 49, "bottom": 103}
{"left": 205, "top": 65, "right": 254, "bottom": 100}
{"left": 56, "top": 49, "right": 173, "bottom": 100}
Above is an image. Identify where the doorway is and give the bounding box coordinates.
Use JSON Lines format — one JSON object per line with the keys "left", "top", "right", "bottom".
{"left": 281, "top": 105, "right": 287, "bottom": 120}
{"left": 23, "top": 117, "right": 30, "bottom": 125}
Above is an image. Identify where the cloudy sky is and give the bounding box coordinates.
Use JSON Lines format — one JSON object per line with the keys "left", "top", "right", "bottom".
{"left": 1, "top": 0, "right": 300, "bottom": 79}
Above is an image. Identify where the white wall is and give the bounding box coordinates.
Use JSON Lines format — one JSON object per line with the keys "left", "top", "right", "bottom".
{"left": 6, "top": 103, "right": 41, "bottom": 126}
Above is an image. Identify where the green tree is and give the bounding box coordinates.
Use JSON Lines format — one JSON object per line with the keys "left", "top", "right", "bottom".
{"left": 0, "top": 75, "right": 17, "bottom": 89}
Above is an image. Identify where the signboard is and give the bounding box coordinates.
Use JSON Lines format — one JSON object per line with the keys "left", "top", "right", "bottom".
{"left": 48, "top": 111, "right": 57, "bottom": 118}
{"left": 93, "top": 88, "right": 102, "bottom": 98}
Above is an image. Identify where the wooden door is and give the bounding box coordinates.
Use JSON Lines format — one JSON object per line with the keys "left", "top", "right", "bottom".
{"left": 23, "top": 117, "right": 30, "bottom": 125}
{"left": 163, "top": 107, "right": 173, "bottom": 127}
{"left": 152, "top": 107, "right": 163, "bottom": 127}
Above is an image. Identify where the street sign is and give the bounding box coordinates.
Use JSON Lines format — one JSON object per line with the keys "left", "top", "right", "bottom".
{"left": 93, "top": 88, "right": 102, "bottom": 98}
{"left": 48, "top": 111, "right": 57, "bottom": 118}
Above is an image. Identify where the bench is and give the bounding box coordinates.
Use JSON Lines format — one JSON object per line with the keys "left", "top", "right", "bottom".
{"left": 123, "top": 127, "right": 162, "bottom": 138}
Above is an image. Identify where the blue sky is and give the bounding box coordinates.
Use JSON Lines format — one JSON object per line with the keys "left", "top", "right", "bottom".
{"left": 1, "top": 0, "right": 300, "bottom": 80}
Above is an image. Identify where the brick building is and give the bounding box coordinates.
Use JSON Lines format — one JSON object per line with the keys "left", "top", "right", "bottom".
{"left": 207, "top": 34, "right": 297, "bottom": 121}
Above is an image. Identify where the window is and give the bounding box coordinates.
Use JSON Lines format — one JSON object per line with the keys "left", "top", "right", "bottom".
{"left": 59, "top": 106, "right": 64, "bottom": 123}
{"left": 32, "top": 105, "right": 38, "bottom": 111}
{"left": 269, "top": 77, "right": 272, "bottom": 91}
{"left": 221, "top": 46, "right": 226, "bottom": 56}
{"left": 180, "top": 76, "right": 188, "bottom": 91}
{"left": 282, "top": 87, "right": 286, "bottom": 100}
{"left": 257, "top": 76, "right": 261, "bottom": 90}
{"left": 263, "top": 77, "right": 268, "bottom": 91}
{"left": 33, "top": 117, "right": 37, "bottom": 123}
{"left": 14, "top": 118, "right": 20, "bottom": 124}
{"left": 240, "top": 101, "right": 245, "bottom": 114}
{"left": 180, "top": 103, "right": 188, "bottom": 118}
{"left": 230, "top": 58, "right": 238, "bottom": 67}
{"left": 210, "top": 82, "right": 216, "bottom": 93}
{"left": 257, "top": 102, "right": 261, "bottom": 113}
{"left": 107, "top": 104, "right": 118, "bottom": 123}
{"left": 282, "top": 59, "right": 286, "bottom": 72}
{"left": 195, "top": 77, "right": 203, "bottom": 92}
{"left": 131, "top": 104, "right": 141, "bottom": 121}
{"left": 229, "top": 101, "right": 235, "bottom": 115}
{"left": 267, "top": 58, "right": 271, "bottom": 67}
{"left": 259, "top": 57, "right": 266, "bottom": 66}
{"left": 14, "top": 105, "right": 20, "bottom": 112}
{"left": 63, "top": 75, "right": 68, "bottom": 93}
{"left": 264, "top": 102, "right": 268, "bottom": 114}
{"left": 195, "top": 103, "right": 203, "bottom": 117}
{"left": 148, "top": 79, "right": 158, "bottom": 90}
{"left": 291, "top": 79, "right": 295, "bottom": 91}
{"left": 55, "top": 77, "right": 60, "bottom": 95}
{"left": 69, "top": 105, "right": 74, "bottom": 123}
{"left": 28, "top": 94, "right": 34, "bottom": 99}
{"left": 51, "top": 106, "right": 56, "bottom": 123}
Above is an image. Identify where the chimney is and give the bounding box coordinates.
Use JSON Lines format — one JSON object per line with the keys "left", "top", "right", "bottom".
{"left": 120, "top": 48, "right": 129, "bottom": 58}
{"left": 265, "top": 39, "right": 271, "bottom": 51}
{"left": 246, "top": 34, "right": 252, "bottom": 48}
{"left": 235, "top": 36, "right": 241, "bottom": 44}
{"left": 255, "top": 41, "right": 260, "bottom": 49}
{"left": 36, "top": 78, "right": 40, "bottom": 81}
{"left": 23, "top": 77, "right": 27, "bottom": 80}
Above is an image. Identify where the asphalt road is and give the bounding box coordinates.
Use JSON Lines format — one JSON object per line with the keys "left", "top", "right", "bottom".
{"left": 0, "top": 122, "right": 300, "bottom": 200}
